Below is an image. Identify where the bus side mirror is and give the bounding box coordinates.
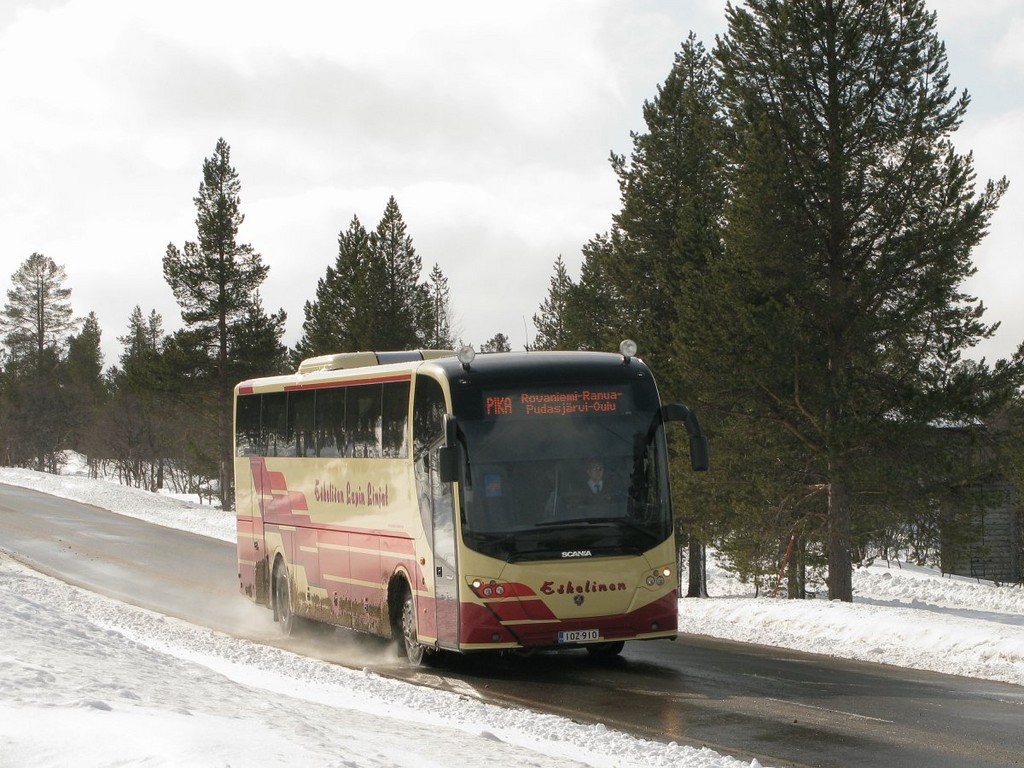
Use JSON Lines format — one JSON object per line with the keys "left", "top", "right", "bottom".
{"left": 438, "top": 414, "right": 460, "bottom": 483}
{"left": 662, "top": 403, "right": 709, "bottom": 472}
{"left": 689, "top": 435, "right": 710, "bottom": 472}
{"left": 438, "top": 447, "right": 460, "bottom": 483}
{"left": 444, "top": 414, "right": 458, "bottom": 448}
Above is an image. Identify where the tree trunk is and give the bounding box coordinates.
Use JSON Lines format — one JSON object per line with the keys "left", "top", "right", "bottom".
{"left": 827, "top": 481, "right": 854, "bottom": 601}
{"left": 786, "top": 536, "right": 805, "bottom": 599}
{"left": 686, "top": 535, "right": 708, "bottom": 597}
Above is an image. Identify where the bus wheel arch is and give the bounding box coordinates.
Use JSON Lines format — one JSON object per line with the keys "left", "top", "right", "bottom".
{"left": 388, "top": 574, "right": 427, "bottom": 665}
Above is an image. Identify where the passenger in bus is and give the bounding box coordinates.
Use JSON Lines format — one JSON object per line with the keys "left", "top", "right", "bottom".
{"left": 473, "top": 466, "right": 517, "bottom": 530}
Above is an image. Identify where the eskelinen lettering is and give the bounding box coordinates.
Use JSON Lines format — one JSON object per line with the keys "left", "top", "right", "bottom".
{"left": 540, "top": 579, "right": 628, "bottom": 595}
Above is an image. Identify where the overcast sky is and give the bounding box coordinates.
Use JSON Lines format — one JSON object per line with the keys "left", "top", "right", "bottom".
{"left": 1, "top": 0, "right": 1021, "bottom": 368}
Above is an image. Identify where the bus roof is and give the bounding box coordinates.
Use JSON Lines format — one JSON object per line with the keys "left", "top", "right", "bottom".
{"left": 296, "top": 349, "right": 456, "bottom": 374}
{"left": 237, "top": 349, "right": 651, "bottom": 394}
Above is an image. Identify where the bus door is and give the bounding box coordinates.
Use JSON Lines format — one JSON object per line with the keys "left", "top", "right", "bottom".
{"left": 428, "top": 443, "right": 460, "bottom": 648}
{"left": 239, "top": 456, "right": 270, "bottom": 604}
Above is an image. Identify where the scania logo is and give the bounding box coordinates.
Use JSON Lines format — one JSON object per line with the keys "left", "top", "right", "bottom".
{"left": 561, "top": 550, "right": 592, "bottom": 558}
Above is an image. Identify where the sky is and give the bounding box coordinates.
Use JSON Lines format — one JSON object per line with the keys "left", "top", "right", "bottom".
{"left": 1, "top": 462, "right": 1022, "bottom": 767}
{"left": 1, "top": 0, "right": 1022, "bottom": 366}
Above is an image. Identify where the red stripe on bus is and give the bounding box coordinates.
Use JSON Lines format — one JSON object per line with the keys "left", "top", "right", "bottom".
{"left": 485, "top": 598, "right": 557, "bottom": 622}
{"left": 459, "top": 591, "right": 678, "bottom": 646}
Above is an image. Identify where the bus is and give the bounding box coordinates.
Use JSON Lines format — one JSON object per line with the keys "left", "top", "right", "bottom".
{"left": 233, "top": 342, "right": 708, "bottom": 663}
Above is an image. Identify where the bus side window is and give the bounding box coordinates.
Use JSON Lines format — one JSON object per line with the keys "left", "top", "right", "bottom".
{"left": 263, "top": 392, "right": 290, "bottom": 457}
{"left": 315, "top": 387, "right": 345, "bottom": 457}
{"left": 412, "top": 376, "right": 446, "bottom": 458}
{"left": 347, "top": 384, "right": 382, "bottom": 458}
{"left": 288, "top": 389, "right": 315, "bottom": 458}
{"left": 236, "top": 393, "right": 262, "bottom": 456}
{"left": 382, "top": 381, "right": 410, "bottom": 458}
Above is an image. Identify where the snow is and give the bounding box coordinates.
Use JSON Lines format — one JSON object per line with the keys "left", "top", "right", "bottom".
{"left": 2, "top": 463, "right": 1023, "bottom": 767}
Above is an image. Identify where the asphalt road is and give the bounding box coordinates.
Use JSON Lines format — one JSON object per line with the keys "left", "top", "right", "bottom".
{"left": 2, "top": 481, "right": 1022, "bottom": 767}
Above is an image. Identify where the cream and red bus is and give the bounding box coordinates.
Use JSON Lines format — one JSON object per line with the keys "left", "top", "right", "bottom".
{"left": 233, "top": 342, "right": 708, "bottom": 663}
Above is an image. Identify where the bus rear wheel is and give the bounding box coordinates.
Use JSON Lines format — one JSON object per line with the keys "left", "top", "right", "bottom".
{"left": 273, "top": 560, "right": 297, "bottom": 637}
{"left": 399, "top": 588, "right": 427, "bottom": 665}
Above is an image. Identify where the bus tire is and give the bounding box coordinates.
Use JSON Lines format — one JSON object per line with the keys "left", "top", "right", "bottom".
{"left": 586, "top": 640, "right": 625, "bottom": 658}
{"left": 273, "top": 559, "right": 298, "bottom": 637}
{"left": 399, "top": 587, "right": 427, "bottom": 665}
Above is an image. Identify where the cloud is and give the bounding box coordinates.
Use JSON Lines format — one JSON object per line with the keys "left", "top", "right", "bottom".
{"left": 3, "top": 0, "right": 1014, "bottom": 365}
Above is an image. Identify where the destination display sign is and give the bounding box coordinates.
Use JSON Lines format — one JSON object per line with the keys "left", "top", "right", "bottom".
{"left": 482, "top": 386, "right": 634, "bottom": 419}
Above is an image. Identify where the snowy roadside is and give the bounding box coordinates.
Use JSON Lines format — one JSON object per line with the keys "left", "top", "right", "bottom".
{"left": 3, "top": 464, "right": 1024, "bottom": 767}
{"left": 0, "top": 552, "right": 745, "bottom": 768}
{"left": 0, "top": 466, "right": 758, "bottom": 767}
{"left": 2, "top": 465, "right": 1023, "bottom": 687}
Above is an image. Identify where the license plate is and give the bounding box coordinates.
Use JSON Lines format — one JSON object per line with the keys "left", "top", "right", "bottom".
{"left": 558, "top": 629, "right": 600, "bottom": 643}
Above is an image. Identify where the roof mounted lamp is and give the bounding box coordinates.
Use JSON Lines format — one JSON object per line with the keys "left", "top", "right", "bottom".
{"left": 619, "top": 339, "right": 637, "bottom": 364}
{"left": 457, "top": 344, "right": 476, "bottom": 370}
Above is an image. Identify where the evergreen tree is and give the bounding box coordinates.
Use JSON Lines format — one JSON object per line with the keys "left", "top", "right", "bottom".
{"left": 607, "top": 33, "right": 727, "bottom": 381}
{"left": 562, "top": 232, "right": 630, "bottom": 352}
{"left": 0, "top": 253, "right": 78, "bottom": 470}
{"left": 560, "top": 35, "right": 727, "bottom": 594}
{"left": 163, "top": 138, "right": 282, "bottom": 507}
{"left": 105, "top": 306, "right": 171, "bottom": 490}
{"left": 163, "top": 139, "right": 270, "bottom": 367}
{"left": 480, "top": 333, "right": 512, "bottom": 353}
{"left": 160, "top": 326, "right": 223, "bottom": 493}
{"left": 1, "top": 253, "right": 75, "bottom": 372}
{"left": 295, "top": 199, "right": 438, "bottom": 357}
{"left": 294, "top": 215, "right": 372, "bottom": 361}
{"left": 369, "top": 196, "right": 427, "bottom": 349}
{"left": 712, "top": 0, "right": 1021, "bottom": 600}
{"left": 65, "top": 312, "right": 108, "bottom": 464}
{"left": 230, "top": 292, "right": 288, "bottom": 379}
{"left": 532, "top": 255, "right": 573, "bottom": 350}
{"left": 424, "top": 263, "right": 456, "bottom": 349}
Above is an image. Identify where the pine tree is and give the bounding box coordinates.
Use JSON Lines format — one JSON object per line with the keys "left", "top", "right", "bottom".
{"left": 296, "top": 199, "right": 435, "bottom": 357}
{"left": 0, "top": 253, "right": 78, "bottom": 470}
{"left": 369, "top": 196, "right": 426, "bottom": 349}
{"left": 230, "top": 292, "right": 288, "bottom": 379}
{"left": 105, "top": 307, "right": 171, "bottom": 489}
{"left": 562, "top": 232, "right": 630, "bottom": 352}
{"left": 532, "top": 255, "right": 573, "bottom": 350}
{"left": 1, "top": 253, "right": 75, "bottom": 372}
{"left": 424, "top": 263, "right": 456, "bottom": 349}
{"left": 607, "top": 33, "right": 727, "bottom": 381}
{"left": 564, "top": 35, "right": 727, "bottom": 594}
{"left": 163, "top": 138, "right": 270, "bottom": 369}
{"left": 480, "top": 333, "right": 512, "bottom": 353}
{"left": 65, "top": 312, "right": 108, "bottom": 463}
{"left": 713, "top": 0, "right": 1021, "bottom": 600}
{"left": 163, "top": 138, "right": 282, "bottom": 507}
{"left": 294, "top": 215, "right": 372, "bottom": 360}
{"left": 118, "top": 306, "right": 165, "bottom": 384}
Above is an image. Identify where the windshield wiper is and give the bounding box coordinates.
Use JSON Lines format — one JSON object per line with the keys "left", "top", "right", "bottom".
{"left": 536, "top": 516, "right": 660, "bottom": 542}
{"left": 536, "top": 516, "right": 619, "bottom": 528}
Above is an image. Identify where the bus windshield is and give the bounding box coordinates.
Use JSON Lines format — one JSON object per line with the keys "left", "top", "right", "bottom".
{"left": 455, "top": 383, "right": 672, "bottom": 561}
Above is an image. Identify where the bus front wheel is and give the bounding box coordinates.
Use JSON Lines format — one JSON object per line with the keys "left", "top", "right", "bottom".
{"left": 399, "top": 588, "right": 427, "bottom": 665}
